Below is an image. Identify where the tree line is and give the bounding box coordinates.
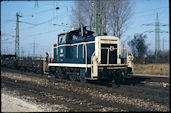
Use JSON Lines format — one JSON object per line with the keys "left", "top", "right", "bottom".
{"left": 127, "top": 33, "right": 169, "bottom": 64}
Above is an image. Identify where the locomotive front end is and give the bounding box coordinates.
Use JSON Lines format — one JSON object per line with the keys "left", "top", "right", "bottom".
{"left": 91, "top": 36, "right": 133, "bottom": 83}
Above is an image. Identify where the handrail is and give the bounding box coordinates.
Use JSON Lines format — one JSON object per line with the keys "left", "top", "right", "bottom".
{"left": 91, "top": 51, "right": 95, "bottom": 74}
{"left": 120, "top": 47, "right": 134, "bottom": 66}
{"left": 85, "top": 44, "right": 88, "bottom": 72}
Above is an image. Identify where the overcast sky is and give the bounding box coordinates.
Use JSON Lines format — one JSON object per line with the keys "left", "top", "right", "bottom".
{"left": 1, "top": 0, "right": 169, "bottom": 57}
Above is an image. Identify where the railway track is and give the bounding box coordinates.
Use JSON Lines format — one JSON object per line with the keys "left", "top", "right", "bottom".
{"left": 1, "top": 67, "right": 169, "bottom": 84}
{"left": 2, "top": 77, "right": 153, "bottom": 112}
{"left": 132, "top": 75, "right": 170, "bottom": 83}
{"left": 1, "top": 67, "right": 170, "bottom": 112}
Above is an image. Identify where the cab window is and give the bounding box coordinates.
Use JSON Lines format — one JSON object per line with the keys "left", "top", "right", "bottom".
{"left": 58, "top": 34, "right": 66, "bottom": 44}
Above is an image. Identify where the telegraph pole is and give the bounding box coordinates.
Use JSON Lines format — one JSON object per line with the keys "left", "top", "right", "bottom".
{"left": 32, "top": 40, "right": 39, "bottom": 57}
{"left": 163, "top": 38, "right": 164, "bottom": 51}
{"left": 33, "top": 40, "right": 35, "bottom": 57}
{"left": 21, "top": 47, "right": 24, "bottom": 57}
{"left": 15, "top": 12, "right": 22, "bottom": 58}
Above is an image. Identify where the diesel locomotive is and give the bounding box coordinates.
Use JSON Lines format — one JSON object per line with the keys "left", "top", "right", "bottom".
{"left": 44, "top": 25, "right": 134, "bottom": 83}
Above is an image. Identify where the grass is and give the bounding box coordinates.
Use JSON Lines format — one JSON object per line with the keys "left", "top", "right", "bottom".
{"left": 133, "top": 63, "right": 170, "bottom": 75}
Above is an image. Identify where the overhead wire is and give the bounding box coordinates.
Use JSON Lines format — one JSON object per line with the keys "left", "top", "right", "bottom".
{"left": 20, "top": 4, "right": 71, "bottom": 31}
{"left": 23, "top": 7, "right": 55, "bottom": 18}
{"left": 20, "top": 14, "right": 59, "bottom": 31}
{"left": 2, "top": 3, "right": 169, "bottom": 39}
{"left": 23, "top": 29, "right": 58, "bottom": 38}
{"left": 22, "top": 23, "right": 70, "bottom": 38}
{"left": 2, "top": 3, "right": 71, "bottom": 35}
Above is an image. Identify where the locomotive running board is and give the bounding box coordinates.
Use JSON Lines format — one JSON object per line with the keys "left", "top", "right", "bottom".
{"left": 48, "top": 63, "right": 91, "bottom": 68}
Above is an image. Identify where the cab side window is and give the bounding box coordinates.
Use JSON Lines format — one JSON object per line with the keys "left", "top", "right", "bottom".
{"left": 58, "top": 35, "right": 66, "bottom": 44}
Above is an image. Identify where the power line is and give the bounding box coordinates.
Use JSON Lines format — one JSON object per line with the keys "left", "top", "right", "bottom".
{"left": 20, "top": 15, "right": 59, "bottom": 31}
{"left": 23, "top": 23, "right": 69, "bottom": 38}
{"left": 23, "top": 7, "right": 55, "bottom": 18}
{"left": 5, "top": 7, "right": 57, "bottom": 30}
{"left": 33, "top": 40, "right": 36, "bottom": 57}
{"left": 20, "top": 21, "right": 38, "bottom": 26}
{"left": 143, "top": 30, "right": 169, "bottom": 33}
{"left": 25, "top": 29, "right": 58, "bottom": 38}
{"left": 8, "top": 19, "right": 38, "bottom": 26}
{"left": 3, "top": 5, "right": 65, "bottom": 36}
{"left": 3, "top": 20, "right": 37, "bottom": 40}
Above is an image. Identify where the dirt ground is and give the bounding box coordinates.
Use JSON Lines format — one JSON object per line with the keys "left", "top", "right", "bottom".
{"left": 1, "top": 89, "right": 69, "bottom": 112}
{"left": 1, "top": 90, "right": 44, "bottom": 112}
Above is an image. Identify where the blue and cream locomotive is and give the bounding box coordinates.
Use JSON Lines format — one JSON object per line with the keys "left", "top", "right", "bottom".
{"left": 44, "top": 25, "right": 134, "bottom": 83}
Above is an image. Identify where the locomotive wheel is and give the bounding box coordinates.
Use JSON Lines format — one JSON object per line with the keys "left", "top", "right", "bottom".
{"left": 69, "top": 74, "right": 77, "bottom": 81}
{"left": 79, "top": 75, "right": 87, "bottom": 83}
{"left": 56, "top": 72, "right": 68, "bottom": 79}
{"left": 57, "top": 73, "right": 65, "bottom": 79}
{"left": 120, "top": 71, "right": 126, "bottom": 84}
{"left": 117, "top": 74, "right": 125, "bottom": 84}
{"left": 56, "top": 68, "right": 67, "bottom": 79}
{"left": 121, "top": 75, "right": 125, "bottom": 83}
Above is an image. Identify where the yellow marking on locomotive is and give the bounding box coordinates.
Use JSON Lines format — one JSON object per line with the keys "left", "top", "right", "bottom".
{"left": 98, "top": 67, "right": 127, "bottom": 69}
{"left": 98, "top": 67, "right": 104, "bottom": 69}
{"left": 107, "top": 67, "right": 126, "bottom": 69}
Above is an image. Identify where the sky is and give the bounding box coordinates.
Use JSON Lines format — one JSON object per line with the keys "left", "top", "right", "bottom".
{"left": 1, "top": 0, "right": 170, "bottom": 57}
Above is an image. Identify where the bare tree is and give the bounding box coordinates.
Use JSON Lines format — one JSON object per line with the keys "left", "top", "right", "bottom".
{"left": 71, "top": 1, "right": 94, "bottom": 29}
{"left": 99, "top": 1, "right": 110, "bottom": 35}
{"left": 108, "top": 0, "right": 134, "bottom": 38}
{"left": 128, "top": 33, "right": 148, "bottom": 63}
{"left": 71, "top": 0, "right": 134, "bottom": 37}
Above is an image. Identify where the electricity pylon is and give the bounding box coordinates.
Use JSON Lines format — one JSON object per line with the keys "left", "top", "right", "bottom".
{"left": 15, "top": 12, "right": 22, "bottom": 58}
{"left": 92, "top": 0, "right": 101, "bottom": 36}
{"left": 142, "top": 12, "right": 169, "bottom": 55}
